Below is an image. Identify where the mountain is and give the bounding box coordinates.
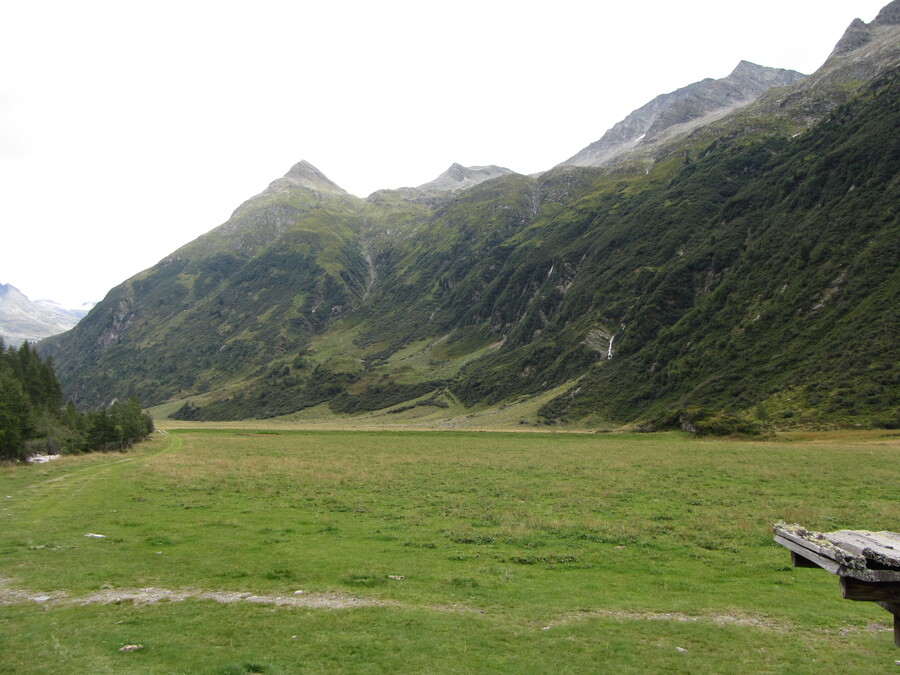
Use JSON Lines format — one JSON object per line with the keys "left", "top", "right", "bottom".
{"left": 822, "top": 0, "right": 900, "bottom": 67}
{"left": 370, "top": 163, "right": 516, "bottom": 205}
{"left": 0, "top": 284, "right": 88, "bottom": 345}
{"left": 41, "top": 3, "right": 900, "bottom": 431}
{"left": 560, "top": 61, "right": 806, "bottom": 168}
{"left": 413, "top": 164, "right": 515, "bottom": 193}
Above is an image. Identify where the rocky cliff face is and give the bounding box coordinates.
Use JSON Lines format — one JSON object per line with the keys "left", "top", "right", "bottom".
{"left": 560, "top": 61, "right": 805, "bottom": 168}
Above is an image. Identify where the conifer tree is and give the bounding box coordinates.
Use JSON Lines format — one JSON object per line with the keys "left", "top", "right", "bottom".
{"left": 0, "top": 340, "right": 152, "bottom": 460}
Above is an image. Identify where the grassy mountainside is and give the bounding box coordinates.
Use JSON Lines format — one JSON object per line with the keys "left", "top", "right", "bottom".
{"left": 42, "top": 26, "right": 899, "bottom": 430}
{"left": 532, "top": 70, "right": 899, "bottom": 428}
{"left": 43, "top": 169, "right": 373, "bottom": 407}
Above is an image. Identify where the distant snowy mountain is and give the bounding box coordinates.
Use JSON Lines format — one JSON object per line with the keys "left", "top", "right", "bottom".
{"left": 0, "top": 283, "right": 89, "bottom": 345}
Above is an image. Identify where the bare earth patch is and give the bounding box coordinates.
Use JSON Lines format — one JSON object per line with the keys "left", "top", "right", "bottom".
{"left": 0, "top": 578, "right": 387, "bottom": 610}
{"left": 538, "top": 608, "right": 788, "bottom": 630}
{"left": 1, "top": 577, "right": 892, "bottom": 639}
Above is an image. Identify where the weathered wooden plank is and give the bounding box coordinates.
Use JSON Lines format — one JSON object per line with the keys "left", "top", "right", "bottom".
{"left": 775, "top": 535, "right": 841, "bottom": 574}
{"left": 847, "top": 568, "right": 900, "bottom": 582}
{"left": 774, "top": 524, "right": 900, "bottom": 574}
{"left": 840, "top": 577, "right": 900, "bottom": 602}
{"left": 774, "top": 535, "right": 900, "bottom": 581}
{"left": 825, "top": 531, "right": 900, "bottom": 569}
{"left": 773, "top": 526, "right": 866, "bottom": 569}
{"left": 774, "top": 527, "right": 840, "bottom": 561}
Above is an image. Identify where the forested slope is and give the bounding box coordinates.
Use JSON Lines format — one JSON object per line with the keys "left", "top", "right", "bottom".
{"left": 40, "top": 18, "right": 899, "bottom": 430}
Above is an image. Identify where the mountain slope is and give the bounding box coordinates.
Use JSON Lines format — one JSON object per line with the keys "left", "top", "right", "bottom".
{"left": 497, "top": 69, "right": 900, "bottom": 428}
{"left": 41, "top": 4, "right": 900, "bottom": 430}
{"left": 41, "top": 161, "right": 374, "bottom": 405}
{"left": 561, "top": 61, "right": 805, "bottom": 168}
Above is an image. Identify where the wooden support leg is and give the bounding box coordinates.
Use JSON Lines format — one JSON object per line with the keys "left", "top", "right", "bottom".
{"left": 878, "top": 602, "right": 899, "bottom": 648}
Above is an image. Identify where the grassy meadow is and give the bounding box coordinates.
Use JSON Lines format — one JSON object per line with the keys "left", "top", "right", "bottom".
{"left": 1, "top": 428, "right": 898, "bottom": 673}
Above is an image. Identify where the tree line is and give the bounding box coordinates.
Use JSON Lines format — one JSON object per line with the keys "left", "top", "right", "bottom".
{"left": 0, "top": 339, "right": 154, "bottom": 461}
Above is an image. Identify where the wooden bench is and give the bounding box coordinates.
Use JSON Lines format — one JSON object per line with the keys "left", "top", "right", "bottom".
{"left": 773, "top": 522, "right": 900, "bottom": 647}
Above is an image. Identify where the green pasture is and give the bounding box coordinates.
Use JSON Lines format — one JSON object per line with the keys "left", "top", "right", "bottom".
{"left": 1, "top": 429, "right": 898, "bottom": 673}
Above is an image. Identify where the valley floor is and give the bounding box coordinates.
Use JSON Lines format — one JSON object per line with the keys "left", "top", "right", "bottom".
{"left": 1, "top": 428, "right": 897, "bottom": 673}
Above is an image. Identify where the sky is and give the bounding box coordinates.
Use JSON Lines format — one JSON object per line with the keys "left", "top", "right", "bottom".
{"left": 0, "top": 0, "right": 890, "bottom": 308}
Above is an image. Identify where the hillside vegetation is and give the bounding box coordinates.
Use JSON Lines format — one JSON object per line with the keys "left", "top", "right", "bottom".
{"left": 41, "top": 19, "right": 899, "bottom": 430}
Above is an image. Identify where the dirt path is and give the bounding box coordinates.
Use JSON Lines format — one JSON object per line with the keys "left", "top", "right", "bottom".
{"left": 0, "top": 578, "right": 387, "bottom": 610}
{"left": 0, "top": 577, "right": 892, "bottom": 639}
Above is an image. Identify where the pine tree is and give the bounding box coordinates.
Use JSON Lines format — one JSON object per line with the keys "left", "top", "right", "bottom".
{"left": 0, "top": 340, "right": 153, "bottom": 460}
{"left": 0, "top": 369, "right": 32, "bottom": 460}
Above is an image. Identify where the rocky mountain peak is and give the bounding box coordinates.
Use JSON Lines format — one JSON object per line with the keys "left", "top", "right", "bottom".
{"left": 729, "top": 59, "right": 774, "bottom": 76}
{"left": 167, "top": 160, "right": 354, "bottom": 262}
{"left": 370, "top": 163, "right": 517, "bottom": 205}
{"left": 560, "top": 62, "right": 805, "bottom": 168}
{"left": 829, "top": 0, "right": 900, "bottom": 57}
{"left": 416, "top": 163, "right": 515, "bottom": 192}
{"left": 874, "top": 0, "right": 900, "bottom": 25}
{"left": 281, "top": 160, "right": 346, "bottom": 194}
{"left": 726, "top": 60, "right": 804, "bottom": 88}
{"left": 831, "top": 18, "right": 876, "bottom": 56}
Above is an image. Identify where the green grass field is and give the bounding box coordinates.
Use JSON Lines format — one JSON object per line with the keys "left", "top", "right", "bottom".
{"left": 1, "top": 428, "right": 898, "bottom": 673}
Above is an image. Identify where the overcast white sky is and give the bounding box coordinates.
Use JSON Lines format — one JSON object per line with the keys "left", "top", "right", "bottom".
{"left": 0, "top": 0, "right": 889, "bottom": 307}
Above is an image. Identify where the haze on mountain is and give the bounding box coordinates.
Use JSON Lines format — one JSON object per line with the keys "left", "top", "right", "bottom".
{"left": 41, "top": 1, "right": 900, "bottom": 433}
{"left": 0, "top": 283, "right": 89, "bottom": 346}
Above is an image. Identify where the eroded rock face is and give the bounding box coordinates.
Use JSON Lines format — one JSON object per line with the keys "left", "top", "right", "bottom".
{"left": 95, "top": 298, "right": 134, "bottom": 352}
